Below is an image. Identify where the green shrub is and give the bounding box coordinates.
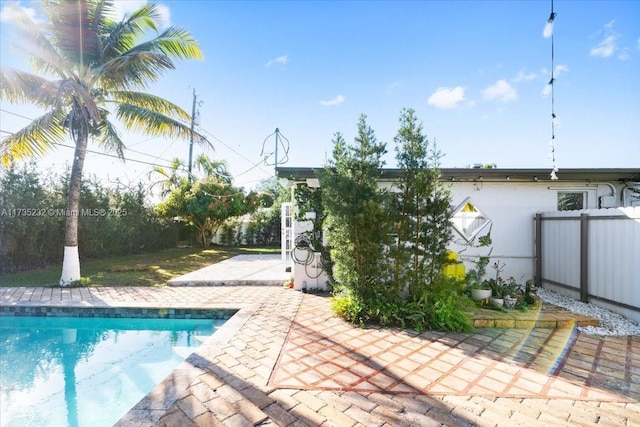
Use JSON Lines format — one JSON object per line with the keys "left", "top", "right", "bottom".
{"left": 331, "top": 293, "right": 367, "bottom": 326}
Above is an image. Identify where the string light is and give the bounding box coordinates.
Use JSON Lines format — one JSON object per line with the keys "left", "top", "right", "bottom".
{"left": 545, "top": 0, "right": 559, "bottom": 180}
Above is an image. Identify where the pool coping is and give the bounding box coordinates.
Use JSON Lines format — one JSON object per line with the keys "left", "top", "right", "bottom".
{"left": 114, "top": 303, "right": 257, "bottom": 426}
{"left": 0, "top": 298, "right": 256, "bottom": 427}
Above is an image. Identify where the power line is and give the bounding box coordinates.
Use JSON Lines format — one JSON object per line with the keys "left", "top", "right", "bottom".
{"left": 54, "top": 142, "right": 181, "bottom": 169}
{"left": 199, "top": 127, "right": 271, "bottom": 176}
{"left": 2, "top": 107, "right": 273, "bottom": 185}
{"left": 0, "top": 108, "right": 33, "bottom": 121}
{"left": 1, "top": 109, "right": 180, "bottom": 167}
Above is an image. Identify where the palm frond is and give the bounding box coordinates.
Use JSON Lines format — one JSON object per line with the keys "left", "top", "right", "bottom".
{"left": 116, "top": 104, "right": 209, "bottom": 146}
{"left": 111, "top": 91, "right": 192, "bottom": 122}
{"left": 0, "top": 110, "right": 67, "bottom": 167}
{"left": 97, "top": 51, "right": 174, "bottom": 90}
{"left": 47, "top": 0, "right": 102, "bottom": 72}
{"left": 132, "top": 27, "right": 203, "bottom": 61}
{"left": 0, "top": 68, "right": 52, "bottom": 106}
{"left": 102, "top": 3, "right": 159, "bottom": 59}
{"left": 93, "top": 113, "right": 125, "bottom": 159}
{"left": 54, "top": 79, "right": 101, "bottom": 122}
{"left": 5, "top": 2, "right": 69, "bottom": 78}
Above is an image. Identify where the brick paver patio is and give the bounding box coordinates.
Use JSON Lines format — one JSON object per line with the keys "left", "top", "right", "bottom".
{"left": 270, "top": 293, "right": 639, "bottom": 404}
{"left": 1, "top": 255, "right": 639, "bottom": 427}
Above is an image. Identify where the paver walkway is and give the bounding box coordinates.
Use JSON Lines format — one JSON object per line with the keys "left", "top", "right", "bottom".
{"left": 1, "top": 255, "right": 639, "bottom": 427}
{"left": 271, "top": 293, "right": 638, "bottom": 403}
{"left": 167, "top": 254, "right": 290, "bottom": 286}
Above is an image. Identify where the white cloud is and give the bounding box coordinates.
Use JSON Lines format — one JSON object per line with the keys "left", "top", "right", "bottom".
{"left": 589, "top": 20, "right": 631, "bottom": 59}
{"left": 265, "top": 55, "right": 288, "bottom": 68}
{"left": 482, "top": 79, "right": 517, "bottom": 103}
{"left": 554, "top": 64, "right": 569, "bottom": 76}
{"left": 0, "top": 2, "right": 37, "bottom": 23}
{"left": 427, "top": 86, "right": 466, "bottom": 109}
{"left": 155, "top": 4, "right": 171, "bottom": 28}
{"left": 591, "top": 35, "right": 616, "bottom": 58}
{"left": 112, "top": 1, "right": 171, "bottom": 28}
{"left": 113, "top": 1, "right": 147, "bottom": 19}
{"left": 319, "top": 94, "right": 345, "bottom": 106}
{"left": 385, "top": 81, "right": 404, "bottom": 95}
{"left": 512, "top": 70, "right": 537, "bottom": 83}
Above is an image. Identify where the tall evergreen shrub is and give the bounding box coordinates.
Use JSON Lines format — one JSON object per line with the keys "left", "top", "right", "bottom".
{"left": 393, "top": 109, "right": 453, "bottom": 300}
{"left": 320, "top": 115, "right": 392, "bottom": 302}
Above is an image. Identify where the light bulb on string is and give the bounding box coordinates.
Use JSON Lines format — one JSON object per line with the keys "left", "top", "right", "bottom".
{"left": 552, "top": 113, "right": 560, "bottom": 128}
{"left": 543, "top": 11, "right": 556, "bottom": 38}
{"left": 542, "top": 83, "right": 552, "bottom": 97}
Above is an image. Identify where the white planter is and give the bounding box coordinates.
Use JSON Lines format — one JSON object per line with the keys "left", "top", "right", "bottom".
{"left": 471, "top": 289, "right": 492, "bottom": 301}
{"left": 504, "top": 296, "right": 518, "bottom": 309}
{"left": 490, "top": 297, "right": 504, "bottom": 308}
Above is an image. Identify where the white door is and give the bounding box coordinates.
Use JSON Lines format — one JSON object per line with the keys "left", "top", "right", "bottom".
{"left": 281, "top": 202, "right": 292, "bottom": 262}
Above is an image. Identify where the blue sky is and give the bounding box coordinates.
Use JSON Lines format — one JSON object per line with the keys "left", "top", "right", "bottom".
{"left": 1, "top": 0, "right": 639, "bottom": 191}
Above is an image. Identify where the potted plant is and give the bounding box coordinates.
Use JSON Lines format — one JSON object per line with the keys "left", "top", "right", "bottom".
{"left": 465, "top": 254, "right": 492, "bottom": 302}
{"left": 503, "top": 278, "right": 521, "bottom": 309}
{"left": 470, "top": 282, "right": 492, "bottom": 302}
{"left": 487, "top": 278, "right": 505, "bottom": 307}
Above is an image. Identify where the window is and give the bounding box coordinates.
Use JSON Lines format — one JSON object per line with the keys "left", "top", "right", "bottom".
{"left": 557, "top": 192, "right": 586, "bottom": 211}
{"left": 451, "top": 198, "right": 491, "bottom": 242}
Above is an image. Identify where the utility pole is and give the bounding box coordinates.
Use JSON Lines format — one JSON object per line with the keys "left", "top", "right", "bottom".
{"left": 188, "top": 88, "right": 197, "bottom": 182}
{"left": 274, "top": 128, "right": 280, "bottom": 177}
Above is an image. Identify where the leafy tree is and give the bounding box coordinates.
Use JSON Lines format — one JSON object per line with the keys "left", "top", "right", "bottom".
{"left": 393, "top": 108, "right": 453, "bottom": 300}
{"left": 0, "top": 1, "right": 207, "bottom": 285}
{"left": 244, "top": 178, "right": 290, "bottom": 246}
{"left": 156, "top": 179, "right": 249, "bottom": 247}
{"left": 320, "top": 114, "right": 391, "bottom": 302}
{"left": 0, "top": 163, "right": 65, "bottom": 268}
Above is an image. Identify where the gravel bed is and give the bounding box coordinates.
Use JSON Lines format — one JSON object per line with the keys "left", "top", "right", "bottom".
{"left": 538, "top": 288, "right": 640, "bottom": 336}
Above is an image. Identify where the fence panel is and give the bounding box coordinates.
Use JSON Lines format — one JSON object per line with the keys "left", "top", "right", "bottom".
{"left": 538, "top": 207, "right": 640, "bottom": 322}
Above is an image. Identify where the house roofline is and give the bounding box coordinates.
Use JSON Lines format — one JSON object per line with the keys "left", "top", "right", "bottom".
{"left": 277, "top": 167, "right": 640, "bottom": 184}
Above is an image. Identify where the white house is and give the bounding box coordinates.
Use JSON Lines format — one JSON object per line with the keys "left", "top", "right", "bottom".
{"left": 278, "top": 167, "right": 640, "bottom": 321}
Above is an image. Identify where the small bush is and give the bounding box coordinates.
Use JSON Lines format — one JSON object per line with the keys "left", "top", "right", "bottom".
{"left": 69, "top": 277, "right": 92, "bottom": 287}
{"left": 331, "top": 292, "right": 367, "bottom": 326}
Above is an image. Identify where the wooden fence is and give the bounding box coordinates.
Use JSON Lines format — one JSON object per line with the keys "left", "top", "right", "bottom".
{"left": 535, "top": 207, "right": 640, "bottom": 322}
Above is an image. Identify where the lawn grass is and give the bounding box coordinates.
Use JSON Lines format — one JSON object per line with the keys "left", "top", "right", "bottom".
{"left": 0, "top": 246, "right": 280, "bottom": 287}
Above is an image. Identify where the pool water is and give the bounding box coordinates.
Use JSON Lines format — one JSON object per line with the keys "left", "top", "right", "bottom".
{"left": 0, "top": 315, "right": 227, "bottom": 427}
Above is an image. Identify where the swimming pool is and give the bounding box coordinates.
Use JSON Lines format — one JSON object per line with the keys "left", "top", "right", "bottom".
{"left": 0, "top": 309, "right": 232, "bottom": 427}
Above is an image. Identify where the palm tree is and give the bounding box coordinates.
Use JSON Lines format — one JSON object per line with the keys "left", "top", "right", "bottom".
{"left": 0, "top": 1, "right": 208, "bottom": 286}
{"left": 148, "top": 157, "right": 187, "bottom": 198}
{"left": 194, "top": 154, "right": 232, "bottom": 184}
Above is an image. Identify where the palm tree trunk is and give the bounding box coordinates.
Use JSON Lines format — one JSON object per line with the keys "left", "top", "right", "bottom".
{"left": 59, "top": 128, "right": 88, "bottom": 286}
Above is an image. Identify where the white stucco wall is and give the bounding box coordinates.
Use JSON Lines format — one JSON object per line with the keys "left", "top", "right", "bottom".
{"left": 445, "top": 181, "right": 618, "bottom": 283}
{"left": 286, "top": 177, "right": 628, "bottom": 289}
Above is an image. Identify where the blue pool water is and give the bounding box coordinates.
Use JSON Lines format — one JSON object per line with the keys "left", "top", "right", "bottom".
{"left": 0, "top": 315, "right": 227, "bottom": 427}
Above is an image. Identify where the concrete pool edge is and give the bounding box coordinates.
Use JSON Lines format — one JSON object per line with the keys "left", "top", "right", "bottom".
{"left": 113, "top": 304, "right": 257, "bottom": 426}
{"left": 0, "top": 289, "right": 257, "bottom": 427}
